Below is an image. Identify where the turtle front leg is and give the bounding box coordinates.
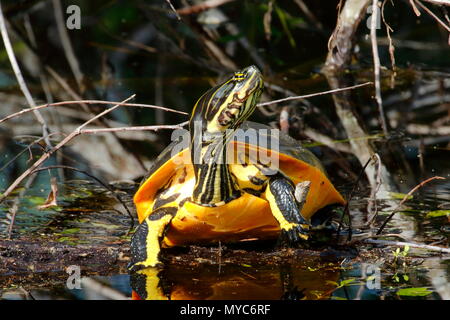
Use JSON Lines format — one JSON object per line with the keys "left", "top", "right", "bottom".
{"left": 128, "top": 208, "right": 175, "bottom": 271}
{"left": 263, "top": 176, "right": 311, "bottom": 245}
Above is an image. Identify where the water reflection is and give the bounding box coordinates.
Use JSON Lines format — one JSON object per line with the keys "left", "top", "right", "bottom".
{"left": 130, "top": 263, "right": 341, "bottom": 300}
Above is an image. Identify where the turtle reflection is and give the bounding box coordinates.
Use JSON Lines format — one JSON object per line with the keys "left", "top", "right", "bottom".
{"left": 130, "top": 263, "right": 341, "bottom": 300}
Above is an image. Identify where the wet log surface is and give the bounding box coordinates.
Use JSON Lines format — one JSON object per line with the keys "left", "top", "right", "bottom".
{"left": 0, "top": 239, "right": 130, "bottom": 275}
{"left": 0, "top": 237, "right": 365, "bottom": 288}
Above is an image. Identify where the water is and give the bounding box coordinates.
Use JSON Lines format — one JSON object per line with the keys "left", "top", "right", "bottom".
{"left": 0, "top": 177, "right": 448, "bottom": 300}
{"left": 0, "top": 0, "right": 449, "bottom": 300}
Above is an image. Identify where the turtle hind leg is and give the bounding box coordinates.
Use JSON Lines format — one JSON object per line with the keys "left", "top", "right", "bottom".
{"left": 128, "top": 208, "right": 176, "bottom": 271}
{"left": 263, "top": 176, "right": 311, "bottom": 246}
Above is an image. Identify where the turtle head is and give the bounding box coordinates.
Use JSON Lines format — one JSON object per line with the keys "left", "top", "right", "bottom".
{"left": 189, "top": 66, "right": 263, "bottom": 205}
{"left": 189, "top": 65, "right": 264, "bottom": 136}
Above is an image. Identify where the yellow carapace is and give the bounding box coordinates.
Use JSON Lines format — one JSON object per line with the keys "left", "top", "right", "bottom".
{"left": 129, "top": 66, "right": 345, "bottom": 270}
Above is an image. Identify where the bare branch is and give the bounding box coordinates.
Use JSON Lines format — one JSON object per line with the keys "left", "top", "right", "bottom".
{"left": 257, "top": 82, "right": 373, "bottom": 107}
{"left": 30, "top": 165, "right": 135, "bottom": 231}
{"left": 371, "top": 0, "right": 389, "bottom": 136}
{"left": 0, "top": 95, "right": 136, "bottom": 204}
{"left": 79, "top": 122, "right": 188, "bottom": 135}
{"left": 377, "top": 176, "right": 446, "bottom": 235}
{"left": 421, "top": 0, "right": 450, "bottom": 7}
{"left": 364, "top": 239, "right": 450, "bottom": 254}
{"left": 415, "top": 0, "right": 450, "bottom": 32}
{"left": 52, "top": 0, "right": 85, "bottom": 92}
{"left": 0, "top": 3, "right": 52, "bottom": 147}
{"left": 0, "top": 100, "right": 187, "bottom": 124}
{"left": 177, "top": 0, "right": 236, "bottom": 15}
{"left": 165, "top": 0, "right": 181, "bottom": 20}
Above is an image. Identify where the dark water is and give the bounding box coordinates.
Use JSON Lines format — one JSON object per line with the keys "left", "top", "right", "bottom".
{"left": 0, "top": 0, "right": 449, "bottom": 299}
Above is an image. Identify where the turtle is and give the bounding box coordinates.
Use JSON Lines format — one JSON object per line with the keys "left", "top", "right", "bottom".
{"left": 129, "top": 65, "right": 345, "bottom": 270}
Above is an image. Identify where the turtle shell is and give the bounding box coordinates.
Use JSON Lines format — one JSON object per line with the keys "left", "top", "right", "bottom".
{"left": 134, "top": 121, "right": 345, "bottom": 234}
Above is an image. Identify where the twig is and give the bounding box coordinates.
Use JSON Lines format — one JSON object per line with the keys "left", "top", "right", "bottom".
{"left": 364, "top": 239, "right": 450, "bottom": 254}
{"left": 421, "top": 0, "right": 450, "bottom": 7}
{"left": 98, "top": 23, "right": 158, "bottom": 53}
{"left": 376, "top": 176, "right": 446, "bottom": 234}
{"left": 257, "top": 82, "right": 373, "bottom": 107}
{"left": 371, "top": 0, "right": 389, "bottom": 136}
{"left": 29, "top": 165, "right": 134, "bottom": 231}
{"left": 52, "top": 0, "right": 85, "bottom": 92}
{"left": 279, "top": 106, "right": 289, "bottom": 133}
{"left": 7, "top": 175, "right": 37, "bottom": 239}
{"left": 303, "top": 127, "right": 353, "bottom": 153}
{"left": 349, "top": 233, "right": 409, "bottom": 244}
{"left": 19, "top": 287, "right": 36, "bottom": 300}
{"left": 177, "top": 0, "right": 235, "bottom": 15}
{"left": 165, "top": 0, "right": 181, "bottom": 20}
{"left": 414, "top": 0, "right": 450, "bottom": 32}
{"left": 43, "top": 65, "right": 149, "bottom": 172}
{"left": 0, "top": 133, "right": 62, "bottom": 173}
{"left": 23, "top": 13, "right": 55, "bottom": 105}
{"left": 79, "top": 122, "right": 188, "bottom": 135}
{"left": 0, "top": 99, "right": 187, "bottom": 124}
{"left": 323, "top": 0, "right": 395, "bottom": 193}
{"left": 410, "top": 0, "right": 422, "bottom": 16}
{"left": 0, "top": 3, "right": 52, "bottom": 148}
{"left": 0, "top": 95, "right": 135, "bottom": 205}
{"left": 81, "top": 278, "right": 129, "bottom": 300}
{"left": 263, "top": 0, "right": 274, "bottom": 41}
{"left": 366, "top": 153, "right": 382, "bottom": 226}
{"left": 336, "top": 155, "right": 379, "bottom": 241}
{"left": 293, "top": 0, "right": 324, "bottom": 31}
{"left": 406, "top": 123, "right": 450, "bottom": 135}
{"left": 381, "top": 0, "right": 397, "bottom": 89}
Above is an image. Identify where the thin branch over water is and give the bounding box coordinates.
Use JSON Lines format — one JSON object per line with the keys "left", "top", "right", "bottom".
{"left": 257, "top": 82, "right": 373, "bottom": 107}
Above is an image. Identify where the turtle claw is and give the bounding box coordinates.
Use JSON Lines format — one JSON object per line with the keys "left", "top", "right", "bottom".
{"left": 279, "top": 223, "right": 310, "bottom": 247}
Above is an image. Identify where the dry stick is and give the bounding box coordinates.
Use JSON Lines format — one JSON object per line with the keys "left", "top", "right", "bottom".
{"left": 366, "top": 153, "right": 382, "bottom": 226}
{"left": 165, "top": 0, "right": 181, "bottom": 20}
{"left": 44, "top": 66, "right": 91, "bottom": 115}
{"left": 98, "top": 23, "right": 158, "bottom": 53}
{"left": 415, "top": 0, "right": 450, "bottom": 32}
{"left": 376, "top": 176, "right": 446, "bottom": 235}
{"left": 6, "top": 175, "right": 37, "bottom": 239}
{"left": 43, "top": 65, "right": 149, "bottom": 173}
{"left": 421, "top": 0, "right": 450, "bottom": 6}
{"left": 293, "top": 0, "right": 324, "bottom": 31}
{"left": 350, "top": 233, "right": 409, "bottom": 243}
{"left": 23, "top": 14, "right": 54, "bottom": 105}
{"left": 52, "top": 0, "right": 85, "bottom": 92}
{"left": 177, "top": 0, "right": 236, "bottom": 15}
{"left": 410, "top": 0, "right": 422, "bottom": 16}
{"left": 0, "top": 100, "right": 187, "bottom": 124}
{"left": 1, "top": 85, "right": 370, "bottom": 125}
{"left": 29, "top": 165, "right": 134, "bottom": 230}
{"left": 364, "top": 239, "right": 450, "bottom": 254}
{"left": 371, "top": 0, "right": 389, "bottom": 137}
{"left": 303, "top": 127, "right": 353, "bottom": 154}
{"left": 336, "top": 155, "right": 378, "bottom": 242}
{"left": 257, "top": 82, "right": 373, "bottom": 107}
{"left": 79, "top": 122, "right": 188, "bottom": 135}
{"left": 381, "top": 0, "right": 397, "bottom": 89}
{"left": 263, "top": 0, "right": 275, "bottom": 41}
{"left": 0, "top": 95, "right": 135, "bottom": 205}
{"left": 81, "top": 278, "right": 129, "bottom": 300}
{"left": 0, "top": 3, "right": 52, "bottom": 148}
{"left": 0, "top": 133, "right": 62, "bottom": 173}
